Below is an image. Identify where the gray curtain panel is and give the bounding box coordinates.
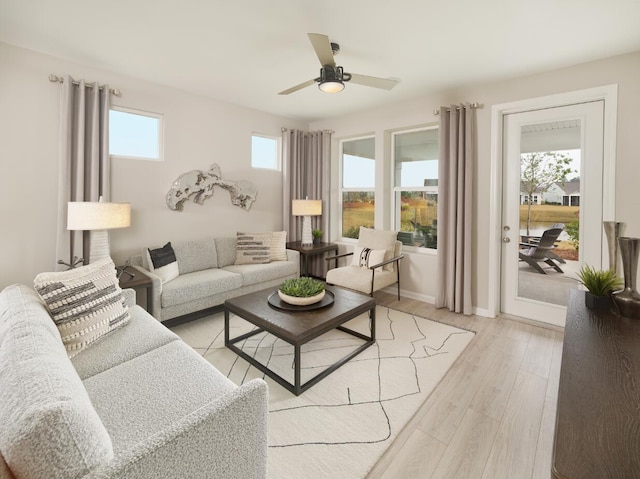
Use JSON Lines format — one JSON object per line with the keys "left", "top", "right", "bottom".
{"left": 435, "top": 104, "right": 475, "bottom": 315}
{"left": 282, "top": 129, "right": 332, "bottom": 277}
{"left": 55, "top": 76, "right": 111, "bottom": 269}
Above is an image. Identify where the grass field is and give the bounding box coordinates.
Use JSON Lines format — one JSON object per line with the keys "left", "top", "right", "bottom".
{"left": 519, "top": 204, "right": 579, "bottom": 224}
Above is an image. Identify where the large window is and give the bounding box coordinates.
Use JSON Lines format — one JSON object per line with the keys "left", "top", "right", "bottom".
{"left": 341, "top": 137, "right": 375, "bottom": 239}
{"left": 109, "top": 106, "right": 163, "bottom": 161}
{"left": 393, "top": 128, "right": 438, "bottom": 249}
{"left": 251, "top": 134, "right": 279, "bottom": 170}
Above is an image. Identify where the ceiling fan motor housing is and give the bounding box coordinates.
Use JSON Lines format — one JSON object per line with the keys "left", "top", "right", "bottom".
{"left": 318, "top": 65, "right": 351, "bottom": 83}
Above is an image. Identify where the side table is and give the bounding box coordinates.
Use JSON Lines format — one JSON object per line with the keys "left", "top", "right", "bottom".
{"left": 117, "top": 265, "right": 153, "bottom": 314}
{"left": 286, "top": 241, "right": 339, "bottom": 278}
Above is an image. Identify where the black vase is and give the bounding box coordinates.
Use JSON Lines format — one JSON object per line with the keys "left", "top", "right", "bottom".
{"left": 585, "top": 291, "right": 611, "bottom": 310}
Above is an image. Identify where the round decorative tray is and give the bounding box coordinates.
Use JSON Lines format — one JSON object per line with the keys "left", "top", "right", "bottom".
{"left": 268, "top": 289, "right": 335, "bottom": 312}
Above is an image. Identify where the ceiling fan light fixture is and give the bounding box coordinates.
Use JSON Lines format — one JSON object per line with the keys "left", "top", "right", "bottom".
{"left": 318, "top": 80, "right": 344, "bottom": 93}
{"left": 318, "top": 65, "right": 348, "bottom": 93}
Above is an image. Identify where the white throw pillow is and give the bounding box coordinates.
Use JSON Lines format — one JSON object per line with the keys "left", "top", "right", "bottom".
{"left": 146, "top": 242, "right": 179, "bottom": 284}
{"left": 270, "top": 231, "right": 288, "bottom": 261}
{"left": 358, "top": 227, "right": 398, "bottom": 271}
{"left": 33, "top": 258, "right": 130, "bottom": 357}
{"left": 351, "top": 247, "right": 386, "bottom": 269}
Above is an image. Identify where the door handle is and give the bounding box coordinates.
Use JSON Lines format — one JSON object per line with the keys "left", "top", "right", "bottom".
{"left": 503, "top": 237, "right": 510, "bottom": 243}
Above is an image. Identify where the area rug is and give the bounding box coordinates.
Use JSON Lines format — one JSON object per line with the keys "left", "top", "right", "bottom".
{"left": 186, "top": 306, "right": 475, "bottom": 479}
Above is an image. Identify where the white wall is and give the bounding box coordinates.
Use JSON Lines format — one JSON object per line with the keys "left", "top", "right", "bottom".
{"left": 310, "top": 51, "right": 640, "bottom": 314}
{"left": 0, "top": 42, "right": 307, "bottom": 289}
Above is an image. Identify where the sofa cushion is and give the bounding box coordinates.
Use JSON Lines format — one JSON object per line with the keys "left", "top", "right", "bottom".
{"left": 215, "top": 237, "right": 237, "bottom": 267}
{"left": 0, "top": 284, "right": 113, "bottom": 479}
{"left": 146, "top": 242, "right": 179, "bottom": 284}
{"left": 235, "top": 232, "right": 272, "bottom": 265}
{"left": 223, "top": 260, "right": 299, "bottom": 287}
{"left": 33, "top": 258, "right": 131, "bottom": 358}
{"left": 71, "top": 304, "right": 180, "bottom": 380}
{"left": 270, "top": 231, "right": 288, "bottom": 261}
{"left": 172, "top": 237, "right": 218, "bottom": 274}
{"left": 161, "top": 269, "right": 242, "bottom": 308}
{"left": 82, "top": 340, "right": 236, "bottom": 455}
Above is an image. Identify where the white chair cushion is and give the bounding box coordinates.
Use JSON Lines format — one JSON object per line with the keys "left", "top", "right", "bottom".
{"left": 326, "top": 266, "right": 397, "bottom": 295}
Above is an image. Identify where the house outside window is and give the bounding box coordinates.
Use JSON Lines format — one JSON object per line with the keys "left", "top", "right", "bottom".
{"left": 392, "top": 127, "right": 439, "bottom": 250}
{"left": 340, "top": 137, "right": 375, "bottom": 239}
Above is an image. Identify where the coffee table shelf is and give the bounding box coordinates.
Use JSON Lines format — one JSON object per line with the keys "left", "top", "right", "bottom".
{"left": 224, "top": 286, "right": 376, "bottom": 396}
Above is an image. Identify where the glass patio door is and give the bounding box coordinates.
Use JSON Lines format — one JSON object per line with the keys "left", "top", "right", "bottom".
{"left": 500, "top": 101, "right": 604, "bottom": 326}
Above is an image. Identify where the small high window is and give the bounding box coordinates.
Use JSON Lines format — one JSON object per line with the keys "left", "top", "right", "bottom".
{"left": 252, "top": 134, "right": 279, "bottom": 170}
{"left": 109, "top": 107, "right": 163, "bottom": 161}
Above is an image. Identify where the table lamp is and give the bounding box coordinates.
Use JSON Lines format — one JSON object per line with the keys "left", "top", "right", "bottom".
{"left": 292, "top": 199, "right": 322, "bottom": 246}
{"left": 67, "top": 196, "right": 131, "bottom": 264}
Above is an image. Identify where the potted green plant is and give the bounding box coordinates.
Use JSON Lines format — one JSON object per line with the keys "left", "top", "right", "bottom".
{"left": 312, "top": 229, "right": 323, "bottom": 244}
{"left": 576, "top": 265, "right": 622, "bottom": 310}
{"left": 278, "top": 277, "right": 325, "bottom": 305}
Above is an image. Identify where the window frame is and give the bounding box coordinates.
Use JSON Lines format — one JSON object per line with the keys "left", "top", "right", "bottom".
{"left": 391, "top": 125, "right": 439, "bottom": 253}
{"left": 109, "top": 105, "right": 164, "bottom": 162}
{"left": 251, "top": 133, "right": 281, "bottom": 171}
{"left": 339, "top": 135, "right": 376, "bottom": 241}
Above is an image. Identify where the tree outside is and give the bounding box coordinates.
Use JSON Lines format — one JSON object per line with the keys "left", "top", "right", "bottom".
{"left": 520, "top": 151, "right": 575, "bottom": 236}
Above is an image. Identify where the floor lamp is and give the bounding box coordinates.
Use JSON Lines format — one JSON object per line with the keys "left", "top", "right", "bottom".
{"left": 292, "top": 199, "right": 322, "bottom": 246}
{"left": 66, "top": 197, "right": 131, "bottom": 266}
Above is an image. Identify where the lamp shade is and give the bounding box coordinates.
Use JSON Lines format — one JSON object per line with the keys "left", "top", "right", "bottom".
{"left": 291, "top": 199, "right": 322, "bottom": 216}
{"left": 67, "top": 201, "right": 131, "bottom": 231}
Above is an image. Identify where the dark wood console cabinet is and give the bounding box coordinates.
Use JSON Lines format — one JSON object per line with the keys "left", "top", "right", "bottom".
{"left": 552, "top": 290, "right": 640, "bottom": 478}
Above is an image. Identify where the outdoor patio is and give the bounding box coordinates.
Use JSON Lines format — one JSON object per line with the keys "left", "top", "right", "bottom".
{"left": 518, "top": 259, "right": 581, "bottom": 306}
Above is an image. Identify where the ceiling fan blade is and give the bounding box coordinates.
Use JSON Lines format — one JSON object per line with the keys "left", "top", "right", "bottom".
{"left": 307, "top": 33, "right": 336, "bottom": 67}
{"left": 349, "top": 73, "right": 399, "bottom": 90}
{"left": 278, "top": 79, "right": 316, "bottom": 95}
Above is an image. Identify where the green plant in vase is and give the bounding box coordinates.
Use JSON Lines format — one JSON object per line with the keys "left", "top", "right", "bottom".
{"left": 312, "top": 229, "right": 323, "bottom": 244}
{"left": 576, "top": 265, "right": 622, "bottom": 310}
{"left": 278, "top": 277, "right": 326, "bottom": 305}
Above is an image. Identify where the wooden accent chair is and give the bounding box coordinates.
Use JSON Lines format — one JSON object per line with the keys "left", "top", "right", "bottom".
{"left": 519, "top": 227, "right": 565, "bottom": 274}
{"left": 325, "top": 227, "right": 404, "bottom": 299}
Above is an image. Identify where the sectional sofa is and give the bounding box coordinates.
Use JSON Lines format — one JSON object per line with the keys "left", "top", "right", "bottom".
{"left": 0, "top": 284, "right": 268, "bottom": 478}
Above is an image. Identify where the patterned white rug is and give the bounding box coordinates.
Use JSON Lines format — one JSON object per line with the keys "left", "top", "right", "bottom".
{"left": 177, "top": 306, "right": 475, "bottom": 479}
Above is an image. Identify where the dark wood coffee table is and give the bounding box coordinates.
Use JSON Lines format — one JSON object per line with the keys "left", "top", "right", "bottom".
{"left": 224, "top": 286, "right": 376, "bottom": 395}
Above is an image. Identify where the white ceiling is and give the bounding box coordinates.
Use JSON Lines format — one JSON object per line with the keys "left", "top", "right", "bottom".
{"left": 1, "top": 0, "right": 639, "bottom": 122}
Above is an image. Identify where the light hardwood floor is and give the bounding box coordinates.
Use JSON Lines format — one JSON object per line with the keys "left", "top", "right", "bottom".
{"left": 367, "top": 291, "right": 563, "bottom": 479}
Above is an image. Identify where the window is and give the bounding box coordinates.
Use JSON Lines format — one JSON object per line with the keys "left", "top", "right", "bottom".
{"left": 251, "top": 134, "right": 279, "bottom": 170}
{"left": 392, "top": 128, "right": 439, "bottom": 249}
{"left": 341, "top": 137, "right": 375, "bottom": 239}
{"left": 109, "top": 106, "right": 163, "bottom": 161}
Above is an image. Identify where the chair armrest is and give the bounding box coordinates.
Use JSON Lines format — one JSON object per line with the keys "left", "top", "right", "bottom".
{"left": 87, "top": 379, "right": 268, "bottom": 479}
{"left": 325, "top": 252, "right": 354, "bottom": 261}
{"left": 325, "top": 252, "right": 354, "bottom": 270}
{"left": 129, "top": 264, "right": 162, "bottom": 320}
{"left": 367, "top": 254, "right": 405, "bottom": 270}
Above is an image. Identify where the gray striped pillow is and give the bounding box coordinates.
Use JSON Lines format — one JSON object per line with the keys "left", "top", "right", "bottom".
{"left": 34, "top": 258, "right": 130, "bottom": 357}
{"left": 235, "top": 232, "right": 272, "bottom": 264}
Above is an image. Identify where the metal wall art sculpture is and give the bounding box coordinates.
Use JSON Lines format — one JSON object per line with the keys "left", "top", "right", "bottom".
{"left": 166, "top": 163, "right": 258, "bottom": 211}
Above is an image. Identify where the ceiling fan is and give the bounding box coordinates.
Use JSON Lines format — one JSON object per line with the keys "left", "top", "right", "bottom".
{"left": 278, "top": 33, "right": 399, "bottom": 95}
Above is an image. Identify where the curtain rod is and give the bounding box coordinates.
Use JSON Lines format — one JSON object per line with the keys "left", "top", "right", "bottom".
{"left": 48, "top": 74, "right": 121, "bottom": 97}
{"left": 433, "top": 102, "right": 482, "bottom": 115}
{"left": 281, "top": 128, "right": 334, "bottom": 134}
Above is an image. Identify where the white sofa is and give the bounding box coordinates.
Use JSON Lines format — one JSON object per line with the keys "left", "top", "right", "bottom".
{"left": 135, "top": 236, "right": 300, "bottom": 322}
{"left": 0, "top": 284, "right": 268, "bottom": 479}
